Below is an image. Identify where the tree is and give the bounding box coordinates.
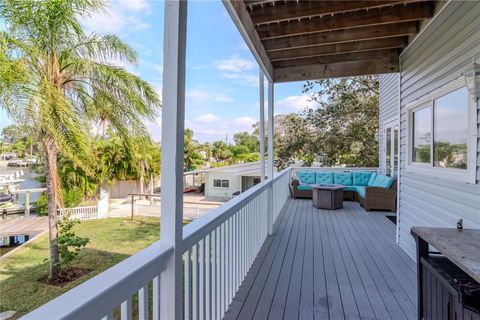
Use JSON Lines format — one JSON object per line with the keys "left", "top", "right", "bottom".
{"left": 0, "top": 0, "right": 160, "bottom": 279}
{"left": 212, "top": 140, "right": 233, "bottom": 164}
{"left": 233, "top": 131, "right": 259, "bottom": 153}
{"left": 1, "top": 124, "right": 26, "bottom": 143}
{"left": 273, "top": 114, "right": 315, "bottom": 169}
{"left": 302, "top": 76, "right": 379, "bottom": 167}
{"left": 184, "top": 129, "right": 205, "bottom": 171}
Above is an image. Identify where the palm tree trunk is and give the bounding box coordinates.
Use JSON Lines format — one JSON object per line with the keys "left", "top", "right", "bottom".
{"left": 43, "top": 139, "right": 63, "bottom": 278}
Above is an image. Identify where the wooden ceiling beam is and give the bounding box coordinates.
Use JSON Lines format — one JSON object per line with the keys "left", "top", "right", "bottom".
{"left": 256, "top": 1, "right": 433, "bottom": 39}
{"left": 244, "top": 0, "right": 275, "bottom": 6}
{"left": 250, "top": 0, "right": 422, "bottom": 25}
{"left": 263, "top": 21, "right": 417, "bottom": 52}
{"left": 269, "top": 37, "right": 407, "bottom": 61}
{"left": 273, "top": 56, "right": 399, "bottom": 82}
{"left": 271, "top": 49, "right": 400, "bottom": 68}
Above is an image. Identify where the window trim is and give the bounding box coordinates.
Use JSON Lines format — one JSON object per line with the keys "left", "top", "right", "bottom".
{"left": 406, "top": 78, "right": 476, "bottom": 183}
{"left": 212, "top": 178, "right": 230, "bottom": 189}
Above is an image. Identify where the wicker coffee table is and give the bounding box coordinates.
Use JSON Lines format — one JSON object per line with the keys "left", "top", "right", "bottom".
{"left": 312, "top": 184, "right": 344, "bottom": 210}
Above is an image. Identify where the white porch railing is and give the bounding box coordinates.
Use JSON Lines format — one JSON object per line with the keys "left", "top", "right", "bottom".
{"left": 22, "top": 167, "right": 293, "bottom": 320}
{"left": 181, "top": 166, "right": 291, "bottom": 319}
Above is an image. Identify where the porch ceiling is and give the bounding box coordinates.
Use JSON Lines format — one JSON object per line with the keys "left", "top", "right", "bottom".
{"left": 224, "top": 0, "right": 435, "bottom": 82}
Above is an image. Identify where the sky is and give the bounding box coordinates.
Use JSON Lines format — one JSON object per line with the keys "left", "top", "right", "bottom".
{"left": 0, "top": 0, "right": 317, "bottom": 143}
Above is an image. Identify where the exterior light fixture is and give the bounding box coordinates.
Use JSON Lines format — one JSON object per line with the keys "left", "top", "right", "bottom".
{"left": 463, "top": 62, "right": 480, "bottom": 102}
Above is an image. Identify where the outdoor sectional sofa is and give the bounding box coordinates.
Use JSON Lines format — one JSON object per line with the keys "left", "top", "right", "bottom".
{"left": 290, "top": 170, "right": 397, "bottom": 212}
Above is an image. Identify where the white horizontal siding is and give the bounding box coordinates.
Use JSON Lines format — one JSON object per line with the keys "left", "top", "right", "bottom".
{"left": 397, "top": 0, "right": 480, "bottom": 258}
{"left": 378, "top": 73, "right": 400, "bottom": 174}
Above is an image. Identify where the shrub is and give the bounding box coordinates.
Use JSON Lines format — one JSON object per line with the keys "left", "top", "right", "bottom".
{"left": 55, "top": 215, "right": 89, "bottom": 268}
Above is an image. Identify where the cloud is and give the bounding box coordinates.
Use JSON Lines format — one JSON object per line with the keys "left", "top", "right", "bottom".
{"left": 214, "top": 55, "right": 258, "bottom": 87}
{"left": 215, "top": 55, "right": 255, "bottom": 73}
{"left": 119, "top": 0, "right": 152, "bottom": 12}
{"left": 186, "top": 89, "right": 234, "bottom": 104}
{"left": 275, "top": 95, "right": 316, "bottom": 114}
{"left": 186, "top": 113, "right": 257, "bottom": 142}
{"left": 81, "top": 2, "right": 151, "bottom": 34}
{"left": 196, "top": 113, "right": 221, "bottom": 123}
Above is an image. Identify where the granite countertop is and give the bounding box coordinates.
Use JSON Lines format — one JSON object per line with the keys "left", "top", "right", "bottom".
{"left": 411, "top": 227, "right": 480, "bottom": 283}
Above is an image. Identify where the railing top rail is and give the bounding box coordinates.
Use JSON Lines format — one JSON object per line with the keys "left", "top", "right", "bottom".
{"left": 22, "top": 242, "right": 173, "bottom": 320}
{"left": 182, "top": 167, "right": 292, "bottom": 250}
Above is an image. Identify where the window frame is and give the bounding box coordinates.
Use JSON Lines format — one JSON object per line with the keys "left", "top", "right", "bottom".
{"left": 213, "top": 178, "right": 230, "bottom": 189}
{"left": 406, "top": 78, "right": 476, "bottom": 183}
{"left": 383, "top": 119, "right": 399, "bottom": 178}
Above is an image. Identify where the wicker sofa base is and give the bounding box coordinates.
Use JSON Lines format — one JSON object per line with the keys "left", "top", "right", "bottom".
{"left": 291, "top": 181, "right": 397, "bottom": 212}
{"left": 358, "top": 194, "right": 396, "bottom": 212}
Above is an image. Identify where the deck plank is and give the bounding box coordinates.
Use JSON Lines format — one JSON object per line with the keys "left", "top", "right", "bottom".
{"left": 267, "top": 198, "right": 303, "bottom": 319}
{"left": 234, "top": 196, "right": 298, "bottom": 319}
{"left": 224, "top": 198, "right": 417, "bottom": 320}
{"left": 253, "top": 199, "right": 300, "bottom": 319}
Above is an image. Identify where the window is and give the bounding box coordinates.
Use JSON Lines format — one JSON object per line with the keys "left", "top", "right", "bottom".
{"left": 213, "top": 179, "right": 230, "bottom": 188}
{"left": 412, "top": 106, "right": 432, "bottom": 163}
{"left": 253, "top": 177, "right": 261, "bottom": 185}
{"left": 384, "top": 122, "right": 399, "bottom": 178}
{"left": 407, "top": 80, "right": 474, "bottom": 182}
{"left": 433, "top": 87, "right": 468, "bottom": 169}
{"left": 385, "top": 127, "right": 392, "bottom": 175}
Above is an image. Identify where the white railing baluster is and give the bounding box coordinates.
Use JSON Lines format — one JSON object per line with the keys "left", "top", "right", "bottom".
{"left": 184, "top": 250, "right": 190, "bottom": 320}
{"left": 216, "top": 226, "right": 221, "bottom": 320}
{"left": 205, "top": 234, "right": 211, "bottom": 320}
{"left": 211, "top": 230, "right": 216, "bottom": 320}
{"left": 120, "top": 298, "right": 132, "bottom": 320}
{"left": 138, "top": 285, "right": 149, "bottom": 320}
{"left": 153, "top": 275, "right": 160, "bottom": 320}
{"left": 230, "top": 215, "right": 235, "bottom": 300}
{"left": 199, "top": 239, "right": 204, "bottom": 320}
{"left": 192, "top": 244, "right": 198, "bottom": 320}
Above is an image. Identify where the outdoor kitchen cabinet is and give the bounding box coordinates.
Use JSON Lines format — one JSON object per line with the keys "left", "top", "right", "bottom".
{"left": 412, "top": 227, "right": 480, "bottom": 320}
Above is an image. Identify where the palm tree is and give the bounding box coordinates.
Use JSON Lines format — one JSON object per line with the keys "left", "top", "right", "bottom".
{"left": 0, "top": 0, "right": 160, "bottom": 278}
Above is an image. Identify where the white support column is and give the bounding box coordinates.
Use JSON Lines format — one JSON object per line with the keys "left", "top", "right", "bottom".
{"left": 267, "top": 81, "right": 274, "bottom": 235}
{"left": 259, "top": 69, "right": 265, "bottom": 182}
{"left": 160, "top": 1, "right": 187, "bottom": 319}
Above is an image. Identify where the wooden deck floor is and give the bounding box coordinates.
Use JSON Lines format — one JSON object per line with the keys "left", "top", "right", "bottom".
{"left": 225, "top": 198, "right": 417, "bottom": 320}
{"left": 0, "top": 216, "right": 48, "bottom": 237}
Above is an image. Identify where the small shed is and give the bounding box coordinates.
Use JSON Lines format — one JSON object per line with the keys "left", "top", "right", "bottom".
{"left": 204, "top": 161, "right": 272, "bottom": 198}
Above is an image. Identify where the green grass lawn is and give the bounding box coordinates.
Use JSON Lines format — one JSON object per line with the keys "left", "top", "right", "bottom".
{"left": 0, "top": 217, "right": 161, "bottom": 318}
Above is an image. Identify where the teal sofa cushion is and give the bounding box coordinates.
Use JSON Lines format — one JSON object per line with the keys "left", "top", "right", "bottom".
{"left": 356, "top": 186, "right": 366, "bottom": 198}
{"left": 353, "top": 171, "right": 372, "bottom": 186}
{"left": 343, "top": 186, "right": 356, "bottom": 192}
{"left": 372, "top": 174, "right": 394, "bottom": 189}
{"left": 315, "top": 172, "right": 334, "bottom": 185}
{"left": 297, "top": 184, "right": 313, "bottom": 191}
{"left": 297, "top": 170, "right": 315, "bottom": 184}
{"left": 367, "top": 172, "right": 378, "bottom": 186}
{"left": 334, "top": 172, "right": 353, "bottom": 186}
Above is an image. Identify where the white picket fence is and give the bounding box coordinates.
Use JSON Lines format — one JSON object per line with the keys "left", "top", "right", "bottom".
{"left": 58, "top": 203, "right": 215, "bottom": 221}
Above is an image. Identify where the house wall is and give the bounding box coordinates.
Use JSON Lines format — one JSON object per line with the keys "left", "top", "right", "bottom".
{"left": 204, "top": 171, "right": 241, "bottom": 199}
{"left": 379, "top": 73, "right": 400, "bottom": 174}
{"left": 396, "top": 0, "right": 480, "bottom": 257}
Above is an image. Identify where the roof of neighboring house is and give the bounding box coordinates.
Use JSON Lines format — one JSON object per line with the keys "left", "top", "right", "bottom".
{"left": 202, "top": 161, "right": 273, "bottom": 177}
